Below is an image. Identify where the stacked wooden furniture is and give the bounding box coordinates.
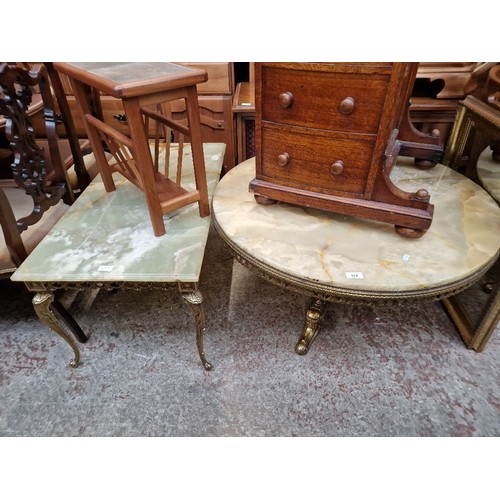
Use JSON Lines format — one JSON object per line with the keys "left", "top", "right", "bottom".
{"left": 250, "top": 62, "right": 442, "bottom": 238}
{"left": 443, "top": 63, "right": 500, "bottom": 178}
{"left": 415, "top": 63, "right": 477, "bottom": 99}
{"left": 410, "top": 63, "right": 476, "bottom": 157}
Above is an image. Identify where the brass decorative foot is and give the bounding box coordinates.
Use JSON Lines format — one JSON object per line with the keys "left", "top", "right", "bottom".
{"left": 32, "top": 292, "right": 81, "bottom": 368}
{"left": 179, "top": 285, "right": 213, "bottom": 371}
{"left": 295, "top": 299, "right": 327, "bottom": 355}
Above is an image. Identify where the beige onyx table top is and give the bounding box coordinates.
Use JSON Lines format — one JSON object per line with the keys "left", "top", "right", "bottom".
{"left": 212, "top": 157, "right": 500, "bottom": 299}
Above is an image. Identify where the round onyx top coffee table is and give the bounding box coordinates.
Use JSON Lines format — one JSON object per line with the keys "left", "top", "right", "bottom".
{"left": 212, "top": 156, "right": 500, "bottom": 354}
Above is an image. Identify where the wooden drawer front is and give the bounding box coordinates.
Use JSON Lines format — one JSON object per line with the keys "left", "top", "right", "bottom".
{"left": 260, "top": 125, "right": 374, "bottom": 196}
{"left": 261, "top": 66, "right": 389, "bottom": 134}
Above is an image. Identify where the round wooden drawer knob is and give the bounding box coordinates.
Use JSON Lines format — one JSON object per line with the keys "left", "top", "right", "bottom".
{"left": 339, "top": 97, "right": 355, "bottom": 115}
{"left": 331, "top": 160, "right": 344, "bottom": 175}
{"left": 277, "top": 152, "right": 290, "bottom": 167}
{"left": 279, "top": 92, "right": 294, "bottom": 108}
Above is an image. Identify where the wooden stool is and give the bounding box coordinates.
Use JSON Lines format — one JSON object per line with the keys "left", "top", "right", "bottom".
{"left": 54, "top": 62, "right": 210, "bottom": 236}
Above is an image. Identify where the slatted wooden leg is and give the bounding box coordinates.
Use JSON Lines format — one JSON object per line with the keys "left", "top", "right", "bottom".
{"left": 70, "top": 79, "right": 116, "bottom": 193}
{"left": 123, "top": 98, "right": 166, "bottom": 237}
{"left": 185, "top": 86, "right": 210, "bottom": 217}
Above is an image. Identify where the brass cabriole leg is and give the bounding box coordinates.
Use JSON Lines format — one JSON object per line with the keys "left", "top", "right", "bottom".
{"left": 32, "top": 292, "right": 81, "bottom": 368}
{"left": 179, "top": 284, "right": 213, "bottom": 371}
{"left": 295, "top": 298, "right": 327, "bottom": 355}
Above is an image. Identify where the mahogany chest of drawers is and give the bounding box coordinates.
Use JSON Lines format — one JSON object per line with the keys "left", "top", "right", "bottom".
{"left": 249, "top": 62, "right": 439, "bottom": 237}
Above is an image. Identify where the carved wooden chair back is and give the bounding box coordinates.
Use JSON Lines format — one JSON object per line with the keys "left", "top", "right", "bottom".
{"left": 0, "top": 62, "right": 91, "bottom": 278}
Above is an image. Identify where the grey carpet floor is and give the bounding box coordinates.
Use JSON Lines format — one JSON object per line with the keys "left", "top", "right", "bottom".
{"left": 1, "top": 225, "right": 499, "bottom": 437}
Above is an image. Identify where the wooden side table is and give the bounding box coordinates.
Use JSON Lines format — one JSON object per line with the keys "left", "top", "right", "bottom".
{"left": 54, "top": 62, "right": 210, "bottom": 237}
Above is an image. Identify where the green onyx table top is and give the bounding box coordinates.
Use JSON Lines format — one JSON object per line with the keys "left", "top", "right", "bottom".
{"left": 12, "top": 143, "right": 225, "bottom": 284}
{"left": 212, "top": 157, "right": 500, "bottom": 297}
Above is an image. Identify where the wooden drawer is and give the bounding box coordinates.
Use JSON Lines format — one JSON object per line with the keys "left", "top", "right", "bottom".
{"left": 260, "top": 65, "right": 390, "bottom": 134}
{"left": 260, "top": 124, "right": 375, "bottom": 196}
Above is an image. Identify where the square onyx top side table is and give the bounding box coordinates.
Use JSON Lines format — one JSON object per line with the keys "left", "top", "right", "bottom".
{"left": 11, "top": 143, "right": 226, "bottom": 371}
{"left": 54, "top": 62, "right": 210, "bottom": 237}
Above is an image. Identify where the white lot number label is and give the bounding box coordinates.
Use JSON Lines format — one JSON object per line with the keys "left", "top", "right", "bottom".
{"left": 345, "top": 271, "right": 364, "bottom": 279}
{"left": 98, "top": 265, "right": 114, "bottom": 272}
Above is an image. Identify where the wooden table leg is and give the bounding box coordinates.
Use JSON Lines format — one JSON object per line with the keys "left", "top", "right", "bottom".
{"left": 122, "top": 97, "right": 166, "bottom": 237}
{"left": 69, "top": 79, "right": 117, "bottom": 193}
{"left": 32, "top": 292, "right": 87, "bottom": 368}
{"left": 178, "top": 283, "right": 212, "bottom": 371}
{"left": 185, "top": 85, "right": 210, "bottom": 218}
{"left": 295, "top": 298, "right": 327, "bottom": 355}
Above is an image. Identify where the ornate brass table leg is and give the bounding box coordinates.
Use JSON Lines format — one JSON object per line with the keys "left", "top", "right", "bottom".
{"left": 295, "top": 298, "right": 327, "bottom": 355}
{"left": 178, "top": 283, "right": 213, "bottom": 371}
{"left": 32, "top": 292, "right": 82, "bottom": 368}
